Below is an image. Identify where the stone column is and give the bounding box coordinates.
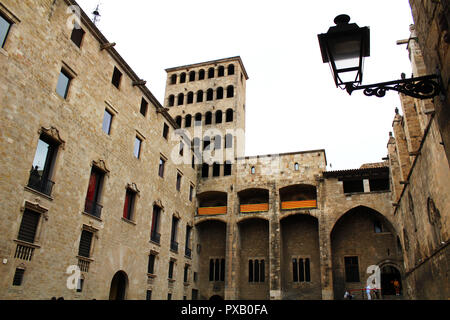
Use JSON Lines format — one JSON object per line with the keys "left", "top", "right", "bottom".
{"left": 318, "top": 215, "right": 334, "bottom": 300}
{"left": 224, "top": 190, "right": 239, "bottom": 300}
{"left": 269, "top": 182, "right": 282, "bottom": 300}
{"left": 392, "top": 110, "right": 412, "bottom": 181}
{"left": 387, "top": 132, "right": 403, "bottom": 202}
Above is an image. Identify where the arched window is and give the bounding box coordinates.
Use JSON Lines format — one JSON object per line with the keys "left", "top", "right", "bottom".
{"left": 226, "top": 109, "right": 233, "bottom": 122}
{"left": 294, "top": 163, "right": 299, "bottom": 171}
{"left": 187, "top": 92, "right": 194, "bottom": 104}
{"left": 198, "top": 69, "right": 205, "bottom": 80}
{"left": 218, "top": 66, "right": 225, "bottom": 77}
{"left": 193, "top": 138, "right": 201, "bottom": 149}
{"left": 195, "top": 113, "right": 202, "bottom": 126}
{"left": 213, "top": 163, "right": 221, "bottom": 177}
{"left": 203, "top": 136, "right": 211, "bottom": 150}
{"left": 175, "top": 116, "right": 182, "bottom": 127}
{"left": 185, "top": 115, "right": 192, "bottom": 128}
{"left": 197, "top": 90, "right": 204, "bottom": 103}
{"left": 205, "top": 112, "right": 212, "bottom": 125}
{"left": 224, "top": 161, "right": 232, "bottom": 176}
{"left": 215, "top": 110, "right": 223, "bottom": 124}
{"left": 251, "top": 166, "right": 256, "bottom": 174}
{"left": 208, "top": 68, "right": 215, "bottom": 79}
{"left": 202, "top": 163, "right": 209, "bottom": 178}
{"left": 225, "top": 134, "right": 233, "bottom": 149}
{"left": 216, "top": 87, "right": 224, "bottom": 100}
{"left": 228, "top": 64, "right": 235, "bottom": 75}
{"left": 170, "top": 74, "right": 177, "bottom": 85}
{"left": 214, "top": 135, "right": 222, "bottom": 149}
{"left": 227, "top": 85, "right": 234, "bottom": 98}
{"left": 207, "top": 89, "right": 214, "bottom": 101}
{"left": 177, "top": 93, "right": 184, "bottom": 106}
{"left": 168, "top": 95, "right": 175, "bottom": 107}
{"left": 180, "top": 72, "right": 186, "bottom": 83}
{"left": 189, "top": 71, "right": 196, "bottom": 82}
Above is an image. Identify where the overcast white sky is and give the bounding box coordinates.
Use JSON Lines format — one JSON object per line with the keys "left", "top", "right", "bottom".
{"left": 76, "top": 0, "right": 414, "bottom": 170}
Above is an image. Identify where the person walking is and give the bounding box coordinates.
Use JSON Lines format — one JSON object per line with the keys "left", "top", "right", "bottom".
{"left": 366, "top": 285, "right": 372, "bottom": 300}
{"left": 393, "top": 279, "right": 401, "bottom": 296}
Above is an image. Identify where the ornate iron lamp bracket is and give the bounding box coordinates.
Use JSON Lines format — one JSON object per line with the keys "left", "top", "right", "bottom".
{"left": 345, "top": 75, "right": 441, "bottom": 100}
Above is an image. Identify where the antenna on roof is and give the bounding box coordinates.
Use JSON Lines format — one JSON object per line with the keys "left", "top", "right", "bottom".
{"left": 92, "top": 4, "right": 101, "bottom": 25}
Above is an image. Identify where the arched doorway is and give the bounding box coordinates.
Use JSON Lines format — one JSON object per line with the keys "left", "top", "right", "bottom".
{"left": 109, "top": 271, "right": 128, "bottom": 300}
{"left": 381, "top": 265, "right": 402, "bottom": 296}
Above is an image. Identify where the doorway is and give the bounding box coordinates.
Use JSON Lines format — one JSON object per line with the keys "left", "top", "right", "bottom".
{"left": 381, "top": 265, "right": 402, "bottom": 296}
{"left": 109, "top": 271, "right": 128, "bottom": 300}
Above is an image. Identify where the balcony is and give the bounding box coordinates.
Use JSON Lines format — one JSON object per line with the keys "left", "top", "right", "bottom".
{"left": 238, "top": 188, "right": 269, "bottom": 214}
{"left": 170, "top": 240, "right": 179, "bottom": 253}
{"left": 281, "top": 200, "right": 317, "bottom": 210}
{"left": 185, "top": 247, "right": 192, "bottom": 258}
{"left": 84, "top": 199, "right": 103, "bottom": 218}
{"left": 27, "top": 173, "right": 55, "bottom": 197}
{"left": 198, "top": 206, "right": 227, "bottom": 216}
{"left": 150, "top": 231, "right": 161, "bottom": 244}
{"left": 14, "top": 242, "right": 36, "bottom": 261}
{"left": 77, "top": 257, "right": 91, "bottom": 272}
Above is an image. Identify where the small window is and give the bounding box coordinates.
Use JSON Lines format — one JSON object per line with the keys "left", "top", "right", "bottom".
{"left": 249, "top": 259, "right": 265, "bottom": 283}
{"left": 374, "top": 220, "right": 383, "bottom": 233}
{"left": 56, "top": 69, "right": 72, "bottom": 99}
{"left": 175, "top": 116, "right": 182, "bottom": 128}
{"left": 197, "top": 90, "right": 204, "bottom": 103}
{"left": 168, "top": 260, "right": 175, "bottom": 279}
{"left": 209, "top": 258, "right": 225, "bottom": 281}
{"left": 225, "top": 134, "right": 233, "bottom": 149}
{"left": 218, "top": 66, "right": 225, "bottom": 77}
{"left": 185, "top": 115, "right": 192, "bottom": 128}
{"left": 205, "top": 112, "right": 212, "bottom": 125}
{"left": 84, "top": 167, "right": 104, "bottom": 218}
{"left": 203, "top": 136, "right": 211, "bottom": 151}
{"left": 226, "top": 109, "right": 233, "bottom": 122}
{"left": 214, "top": 135, "right": 222, "bottom": 150}
{"left": 189, "top": 71, "right": 196, "bottom": 82}
{"left": 111, "top": 67, "right": 122, "bottom": 89}
{"left": 140, "top": 98, "right": 148, "bottom": 116}
{"left": 213, "top": 163, "right": 220, "bottom": 177}
{"left": 251, "top": 166, "right": 256, "bottom": 174}
{"left": 294, "top": 163, "right": 299, "bottom": 171}
{"left": 170, "top": 74, "right": 177, "bottom": 85}
{"left": 176, "top": 172, "right": 182, "bottom": 191}
{"left": 146, "top": 290, "right": 152, "bottom": 300}
{"left": 215, "top": 110, "right": 223, "bottom": 124}
{"left": 12, "top": 268, "right": 25, "bottom": 286}
{"left": 224, "top": 162, "right": 232, "bottom": 176}
{"left": 70, "top": 24, "right": 85, "bottom": 48}
{"left": 187, "top": 92, "right": 194, "bottom": 104}
{"left": 216, "top": 87, "right": 224, "bottom": 100}
{"left": 189, "top": 185, "right": 194, "bottom": 202}
{"left": 123, "top": 188, "right": 136, "bottom": 220}
{"left": 180, "top": 73, "right": 186, "bottom": 83}
{"left": 134, "top": 136, "right": 142, "bottom": 159}
{"left": 191, "top": 155, "right": 195, "bottom": 169}
{"left": 102, "top": 109, "right": 113, "bottom": 135}
{"left": 148, "top": 253, "right": 156, "bottom": 274}
{"left": 343, "top": 180, "right": 364, "bottom": 194}
{"left": 163, "top": 123, "right": 169, "bottom": 139}
{"left": 198, "top": 69, "right": 205, "bottom": 80}
{"left": 76, "top": 278, "right": 84, "bottom": 292}
{"left": 168, "top": 293, "right": 172, "bottom": 300}
{"left": 293, "top": 258, "right": 310, "bottom": 283}
{"left": 195, "top": 113, "right": 202, "bottom": 126}
{"left": 208, "top": 68, "right": 215, "bottom": 79}
{"left": 168, "top": 95, "right": 175, "bottom": 107}
{"left": 202, "top": 163, "right": 209, "bottom": 178}
{"left": 184, "top": 264, "right": 189, "bottom": 283}
{"left": 178, "top": 93, "right": 184, "bottom": 106}
{"left": 228, "top": 64, "right": 235, "bottom": 76}
{"left": 0, "top": 12, "right": 12, "bottom": 48}
{"left": 78, "top": 230, "right": 94, "bottom": 258}
{"left": 170, "top": 216, "right": 179, "bottom": 252}
{"left": 207, "top": 89, "right": 214, "bottom": 101}
{"left": 151, "top": 205, "right": 161, "bottom": 243}
{"left": 158, "top": 158, "right": 166, "bottom": 178}
{"left": 17, "top": 209, "right": 40, "bottom": 244}
{"left": 227, "top": 85, "right": 234, "bottom": 98}
{"left": 344, "top": 256, "right": 360, "bottom": 282}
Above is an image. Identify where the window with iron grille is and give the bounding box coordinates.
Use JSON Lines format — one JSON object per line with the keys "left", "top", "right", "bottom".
{"left": 12, "top": 268, "right": 25, "bottom": 286}
{"left": 17, "top": 209, "right": 40, "bottom": 244}
{"left": 78, "top": 230, "right": 93, "bottom": 258}
{"left": 344, "top": 256, "right": 360, "bottom": 282}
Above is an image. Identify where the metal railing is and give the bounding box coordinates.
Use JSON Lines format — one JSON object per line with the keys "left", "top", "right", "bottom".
{"left": 170, "top": 240, "right": 178, "bottom": 252}
{"left": 14, "top": 243, "right": 35, "bottom": 261}
{"left": 150, "top": 231, "right": 161, "bottom": 244}
{"left": 84, "top": 199, "right": 103, "bottom": 218}
{"left": 27, "top": 173, "right": 55, "bottom": 196}
{"left": 78, "top": 258, "right": 90, "bottom": 272}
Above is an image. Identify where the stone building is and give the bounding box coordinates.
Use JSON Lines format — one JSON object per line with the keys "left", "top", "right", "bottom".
{"left": 0, "top": 0, "right": 447, "bottom": 300}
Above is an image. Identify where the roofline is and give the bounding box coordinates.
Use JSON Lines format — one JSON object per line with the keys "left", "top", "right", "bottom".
{"left": 65, "top": 0, "right": 178, "bottom": 128}
{"left": 165, "top": 56, "right": 249, "bottom": 80}
{"left": 236, "top": 149, "right": 327, "bottom": 165}
{"left": 323, "top": 166, "right": 389, "bottom": 178}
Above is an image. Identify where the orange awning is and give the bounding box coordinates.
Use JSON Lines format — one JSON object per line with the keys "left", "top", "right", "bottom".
{"left": 281, "top": 200, "right": 317, "bottom": 210}
{"left": 240, "top": 203, "right": 269, "bottom": 213}
{"left": 198, "top": 206, "right": 227, "bottom": 215}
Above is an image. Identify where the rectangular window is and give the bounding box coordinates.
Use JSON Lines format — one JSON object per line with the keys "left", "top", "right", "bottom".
{"left": 224, "top": 162, "right": 232, "bottom": 176}
{"left": 12, "top": 268, "right": 25, "bottom": 286}
{"left": 192, "top": 289, "right": 198, "bottom": 300}
{"left": 151, "top": 205, "right": 161, "bottom": 244}
{"left": 56, "top": 69, "right": 72, "bottom": 99}
{"left": 168, "top": 260, "right": 175, "bottom": 279}
{"left": 184, "top": 265, "right": 189, "bottom": 283}
{"left": 163, "top": 123, "right": 169, "bottom": 139}
{"left": 78, "top": 230, "right": 93, "bottom": 258}
{"left": 170, "top": 216, "right": 179, "bottom": 252}
{"left": 249, "top": 259, "right": 265, "bottom": 283}
{"left": 146, "top": 290, "right": 152, "bottom": 300}
{"left": 176, "top": 173, "right": 182, "bottom": 192}
{"left": 179, "top": 141, "right": 184, "bottom": 156}
{"left": 84, "top": 167, "right": 104, "bottom": 218}
{"left": 147, "top": 253, "right": 156, "bottom": 274}
{"left": 0, "top": 12, "right": 12, "bottom": 48}
{"left": 70, "top": 24, "right": 85, "bottom": 48}
{"left": 293, "top": 257, "right": 311, "bottom": 283}
{"left": 102, "top": 109, "right": 113, "bottom": 135}
{"left": 158, "top": 158, "right": 166, "bottom": 178}
{"left": 225, "top": 134, "right": 233, "bottom": 149}
{"left": 17, "top": 209, "right": 40, "bottom": 244}
{"left": 28, "top": 135, "right": 58, "bottom": 196}
{"left": 369, "top": 178, "right": 390, "bottom": 192}
{"left": 123, "top": 189, "right": 136, "bottom": 220}
{"left": 344, "top": 256, "right": 360, "bottom": 282}
{"left": 112, "top": 67, "right": 122, "bottom": 89}
{"left": 185, "top": 225, "right": 192, "bottom": 257}
{"left": 209, "top": 258, "right": 225, "bottom": 282}
{"left": 168, "top": 293, "right": 172, "bottom": 300}
{"left": 343, "top": 180, "right": 364, "bottom": 194}
{"left": 140, "top": 98, "right": 148, "bottom": 116}
{"left": 134, "top": 137, "right": 142, "bottom": 159}
{"left": 76, "top": 278, "right": 84, "bottom": 292}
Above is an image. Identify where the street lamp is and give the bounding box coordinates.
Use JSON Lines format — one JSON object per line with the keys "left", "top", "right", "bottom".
{"left": 318, "top": 14, "right": 442, "bottom": 100}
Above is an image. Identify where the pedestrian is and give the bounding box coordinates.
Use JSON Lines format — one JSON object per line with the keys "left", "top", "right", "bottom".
{"left": 344, "top": 291, "right": 353, "bottom": 300}
{"left": 366, "top": 285, "right": 372, "bottom": 300}
{"left": 393, "top": 279, "right": 400, "bottom": 296}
